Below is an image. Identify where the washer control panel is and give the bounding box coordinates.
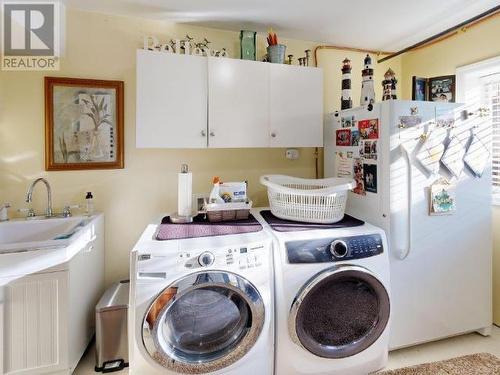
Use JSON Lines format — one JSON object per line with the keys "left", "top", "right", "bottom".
{"left": 178, "top": 243, "right": 266, "bottom": 270}
{"left": 286, "top": 234, "right": 383, "bottom": 264}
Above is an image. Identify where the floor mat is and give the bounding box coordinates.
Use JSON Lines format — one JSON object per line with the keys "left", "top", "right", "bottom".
{"left": 378, "top": 353, "right": 500, "bottom": 375}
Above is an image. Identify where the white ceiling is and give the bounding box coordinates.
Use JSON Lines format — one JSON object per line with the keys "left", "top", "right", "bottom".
{"left": 64, "top": 0, "right": 500, "bottom": 51}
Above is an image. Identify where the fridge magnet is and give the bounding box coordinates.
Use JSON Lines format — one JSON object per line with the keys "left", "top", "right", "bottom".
{"left": 360, "top": 140, "right": 378, "bottom": 160}
{"left": 463, "top": 134, "right": 490, "bottom": 177}
{"left": 347, "top": 151, "right": 354, "bottom": 158}
{"left": 44, "top": 77, "right": 124, "bottom": 171}
{"left": 415, "top": 129, "right": 446, "bottom": 175}
{"left": 352, "top": 158, "right": 366, "bottom": 195}
{"left": 358, "top": 119, "right": 379, "bottom": 139}
{"left": 363, "top": 163, "right": 378, "bottom": 193}
{"left": 429, "top": 181, "right": 456, "bottom": 215}
{"left": 364, "top": 141, "right": 372, "bottom": 156}
{"left": 399, "top": 115, "right": 422, "bottom": 128}
{"left": 435, "top": 111, "right": 455, "bottom": 128}
{"left": 335, "top": 152, "right": 354, "bottom": 178}
{"left": 341, "top": 115, "right": 355, "bottom": 128}
{"left": 336, "top": 129, "right": 352, "bottom": 146}
{"left": 351, "top": 130, "right": 360, "bottom": 146}
{"left": 440, "top": 136, "right": 466, "bottom": 178}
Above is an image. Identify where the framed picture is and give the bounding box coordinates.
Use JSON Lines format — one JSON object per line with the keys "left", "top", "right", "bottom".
{"left": 428, "top": 75, "right": 455, "bottom": 103}
{"left": 45, "top": 77, "right": 124, "bottom": 171}
{"left": 412, "top": 76, "right": 428, "bottom": 101}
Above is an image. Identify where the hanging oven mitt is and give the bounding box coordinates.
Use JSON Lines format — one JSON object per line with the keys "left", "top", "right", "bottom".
{"left": 463, "top": 134, "right": 490, "bottom": 177}
{"left": 440, "top": 136, "right": 466, "bottom": 178}
{"left": 415, "top": 128, "right": 446, "bottom": 175}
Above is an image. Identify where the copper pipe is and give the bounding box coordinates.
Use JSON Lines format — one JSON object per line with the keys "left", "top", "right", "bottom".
{"left": 314, "top": 45, "right": 393, "bottom": 67}
{"left": 378, "top": 5, "right": 500, "bottom": 63}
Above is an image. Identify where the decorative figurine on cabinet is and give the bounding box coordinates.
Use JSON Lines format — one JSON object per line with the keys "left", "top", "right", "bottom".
{"left": 360, "top": 54, "right": 375, "bottom": 106}
{"left": 382, "top": 68, "right": 397, "bottom": 101}
{"left": 341, "top": 58, "right": 353, "bottom": 110}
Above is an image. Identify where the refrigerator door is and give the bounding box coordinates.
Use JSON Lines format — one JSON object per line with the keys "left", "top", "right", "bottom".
{"left": 388, "top": 101, "right": 492, "bottom": 349}
{"left": 324, "top": 104, "right": 388, "bottom": 229}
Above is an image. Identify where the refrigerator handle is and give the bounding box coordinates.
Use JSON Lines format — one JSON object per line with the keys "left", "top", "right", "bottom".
{"left": 399, "top": 145, "right": 412, "bottom": 260}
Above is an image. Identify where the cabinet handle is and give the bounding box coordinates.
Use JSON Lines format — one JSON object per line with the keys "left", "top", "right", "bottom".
{"left": 201, "top": 130, "right": 206, "bottom": 137}
{"left": 209, "top": 131, "right": 215, "bottom": 137}
{"left": 271, "top": 132, "right": 277, "bottom": 138}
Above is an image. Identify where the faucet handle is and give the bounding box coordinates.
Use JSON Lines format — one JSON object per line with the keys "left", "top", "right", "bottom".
{"left": 62, "top": 204, "right": 81, "bottom": 218}
{"left": 18, "top": 207, "right": 36, "bottom": 218}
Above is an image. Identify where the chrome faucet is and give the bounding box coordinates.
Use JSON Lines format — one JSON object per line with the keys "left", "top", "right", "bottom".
{"left": 25, "top": 178, "right": 53, "bottom": 217}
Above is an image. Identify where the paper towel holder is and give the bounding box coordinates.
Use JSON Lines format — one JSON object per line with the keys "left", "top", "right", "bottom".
{"left": 171, "top": 164, "right": 194, "bottom": 223}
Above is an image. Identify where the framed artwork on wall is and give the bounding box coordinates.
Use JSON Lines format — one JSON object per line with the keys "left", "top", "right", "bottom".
{"left": 45, "top": 77, "right": 124, "bottom": 171}
{"left": 412, "top": 75, "right": 456, "bottom": 103}
{"left": 428, "top": 75, "right": 455, "bottom": 103}
{"left": 412, "top": 76, "right": 428, "bottom": 101}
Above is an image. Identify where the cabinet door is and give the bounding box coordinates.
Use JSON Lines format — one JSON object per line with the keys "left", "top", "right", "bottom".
{"left": 136, "top": 50, "right": 208, "bottom": 148}
{"left": 269, "top": 65, "right": 323, "bottom": 147}
{"left": 208, "top": 57, "right": 270, "bottom": 148}
{"left": 3, "top": 271, "right": 69, "bottom": 374}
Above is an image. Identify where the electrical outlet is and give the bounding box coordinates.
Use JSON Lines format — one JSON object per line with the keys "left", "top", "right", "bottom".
{"left": 286, "top": 149, "right": 299, "bottom": 160}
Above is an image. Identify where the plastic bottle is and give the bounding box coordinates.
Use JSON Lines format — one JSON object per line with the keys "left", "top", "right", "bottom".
{"left": 85, "top": 192, "right": 94, "bottom": 215}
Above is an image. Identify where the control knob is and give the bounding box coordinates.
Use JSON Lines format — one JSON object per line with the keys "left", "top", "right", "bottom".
{"left": 330, "top": 240, "right": 348, "bottom": 258}
{"left": 198, "top": 251, "right": 215, "bottom": 267}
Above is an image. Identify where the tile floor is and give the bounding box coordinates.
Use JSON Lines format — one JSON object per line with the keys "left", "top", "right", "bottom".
{"left": 75, "top": 326, "right": 500, "bottom": 374}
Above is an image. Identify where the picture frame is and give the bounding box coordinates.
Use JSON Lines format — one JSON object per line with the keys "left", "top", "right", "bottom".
{"left": 427, "top": 75, "right": 455, "bottom": 103}
{"left": 45, "top": 77, "right": 124, "bottom": 171}
{"left": 412, "top": 76, "right": 428, "bottom": 101}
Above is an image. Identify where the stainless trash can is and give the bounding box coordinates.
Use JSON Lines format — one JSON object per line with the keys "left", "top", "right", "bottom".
{"left": 95, "top": 280, "right": 129, "bottom": 372}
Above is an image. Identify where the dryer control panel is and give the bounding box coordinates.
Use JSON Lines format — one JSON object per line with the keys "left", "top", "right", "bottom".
{"left": 286, "top": 234, "right": 383, "bottom": 264}
{"left": 178, "top": 243, "right": 266, "bottom": 270}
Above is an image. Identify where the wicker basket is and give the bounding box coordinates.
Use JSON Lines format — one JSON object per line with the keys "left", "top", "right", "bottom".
{"left": 260, "top": 175, "right": 354, "bottom": 224}
{"left": 204, "top": 201, "right": 252, "bottom": 223}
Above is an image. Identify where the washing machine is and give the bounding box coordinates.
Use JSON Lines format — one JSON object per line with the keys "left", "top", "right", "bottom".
{"left": 254, "top": 209, "right": 390, "bottom": 375}
{"left": 129, "top": 217, "right": 274, "bottom": 375}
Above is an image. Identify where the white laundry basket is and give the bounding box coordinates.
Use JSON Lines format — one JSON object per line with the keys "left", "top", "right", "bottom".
{"left": 260, "top": 175, "right": 354, "bottom": 224}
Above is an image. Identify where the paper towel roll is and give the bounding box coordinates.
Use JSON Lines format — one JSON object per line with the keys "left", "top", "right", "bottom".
{"left": 178, "top": 165, "right": 192, "bottom": 217}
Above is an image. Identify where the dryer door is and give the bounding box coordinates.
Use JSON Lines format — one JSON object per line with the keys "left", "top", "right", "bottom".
{"left": 289, "top": 265, "right": 390, "bottom": 358}
{"left": 142, "top": 271, "right": 265, "bottom": 373}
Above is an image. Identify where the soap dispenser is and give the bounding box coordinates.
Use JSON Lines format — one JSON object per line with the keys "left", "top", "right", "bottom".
{"left": 85, "top": 192, "right": 94, "bottom": 215}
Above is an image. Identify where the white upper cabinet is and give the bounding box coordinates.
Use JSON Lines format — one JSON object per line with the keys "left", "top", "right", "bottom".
{"left": 207, "top": 57, "right": 270, "bottom": 148}
{"left": 136, "top": 50, "right": 208, "bottom": 148}
{"left": 136, "top": 51, "right": 324, "bottom": 149}
{"left": 269, "top": 64, "right": 323, "bottom": 147}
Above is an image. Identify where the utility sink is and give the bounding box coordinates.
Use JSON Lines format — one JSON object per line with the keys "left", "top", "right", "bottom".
{"left": 0, "top": 216, "right": 90, "bottom": 253}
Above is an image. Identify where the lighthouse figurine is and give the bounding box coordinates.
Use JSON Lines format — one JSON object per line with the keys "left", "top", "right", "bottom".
{"left": 341, "top": 58, "right": 352, "bottom": 110}
{"left": 360, "top": 54, "right": 375, "bottom": 106}
{"left": 382, "top": 68, "right": 397, "bottom": 101}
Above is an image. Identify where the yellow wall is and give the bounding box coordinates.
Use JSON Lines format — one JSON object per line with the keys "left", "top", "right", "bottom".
{"left": 0, "top": 8, "right": 400, "bottom": 285}
{"left": 401, "top": 16, "right": 500, "bottom": 99}
{"left": 398, "top": 15, "right": 500, "bottom": 323}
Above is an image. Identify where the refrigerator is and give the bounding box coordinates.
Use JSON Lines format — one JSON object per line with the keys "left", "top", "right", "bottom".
{"left": 324, "top": 100, "right": 492, "bottom": 350}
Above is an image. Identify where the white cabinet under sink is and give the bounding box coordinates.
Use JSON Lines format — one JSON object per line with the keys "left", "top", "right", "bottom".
{"left": 136, "top": 50, "right": 323, "bottom": 149}
{"left": 0, "top": 215, "right": 105, "bottom": 375}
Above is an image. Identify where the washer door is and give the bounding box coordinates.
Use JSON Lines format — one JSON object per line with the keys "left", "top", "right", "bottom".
{"left": 289, "top": 265, "right": 390, "bottom": 359}
{"left": 143, "top": 271, "right": 265, "bottom": 373}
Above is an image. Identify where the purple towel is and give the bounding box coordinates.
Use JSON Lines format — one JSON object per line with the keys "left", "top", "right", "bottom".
{"left": 156, "top": 214, "right": 263, "bottom": 240}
